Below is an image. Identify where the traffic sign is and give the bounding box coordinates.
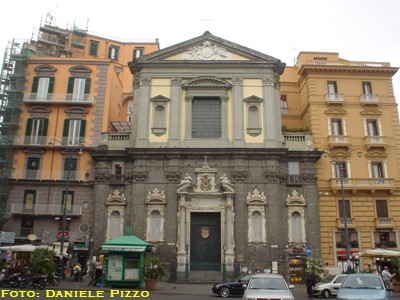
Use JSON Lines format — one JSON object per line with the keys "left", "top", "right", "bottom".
{"left": 0, "top": 231, "right": 15, "bottom": 244}
{"left": 305, "top": 246, "right": 312, "bottom": 256}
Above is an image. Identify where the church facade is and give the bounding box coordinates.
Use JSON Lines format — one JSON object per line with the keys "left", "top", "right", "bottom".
{"left": 91, "top": 32, "right": 321, "bottom": 280}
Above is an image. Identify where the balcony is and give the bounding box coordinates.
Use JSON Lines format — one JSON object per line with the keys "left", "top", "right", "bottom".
{"left": 10, "top": 169, "right": 91, "bottom": 181}
{"left": 327, "top": 135, "right": 351, "bottom": 149}
{"left": 337, "top": 217, "right": 357, "bottom": 229}
{"left": 98, "top": 132, "right": 131, "bottom": 150}
{"left": 364, "top": 136, "right": 387, "bottom": 149}
{"left": 283, "top": 132, "right": 314, "bottom": 150}
{"left": 325, "top": 93, "right": 344, "bottom": 104}
{"left": 360, "top": 94, "right": 379, "bottom": 105}
{"left": 23, "top": 93, "right": 94, "bottom": 105}
{"left": 10, "top": 203, "right": 82, "bottom": 216}
{"left": 375, "top": 217, "right": 395, "bottom": 229}
{"left": 330, "top": 177, "right": 395, "bottom": 193}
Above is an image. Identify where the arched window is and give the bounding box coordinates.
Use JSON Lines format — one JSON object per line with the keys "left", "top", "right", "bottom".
{"left": 251, "top": 211, "right": 263, "bottom": 242}
{"left": 149, "top": 210, "right": 161, "bottom": 241}
{"left": 290, "top": 211, "right": 303, "bottom": 242}
{"left": 109, "top": 210, "right": 122, "bottom": 240}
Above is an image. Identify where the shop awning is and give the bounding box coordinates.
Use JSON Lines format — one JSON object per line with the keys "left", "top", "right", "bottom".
{"left": 101, "top": 235, "right": 153, "bottom": 253}
{"left": 359, "top": 248, "right": 400, "bottom": 258}
{"left": 0, "top": 244, "right": 51, "bottom": 252}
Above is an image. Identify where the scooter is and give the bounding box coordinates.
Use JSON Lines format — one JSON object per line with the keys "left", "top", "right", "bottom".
{"left": 71, "top": 268, "right": 83, "bottom": 282}
{"left": 46, "top": 273, "right": 61, "bottom": 286}
{"left": 19, "top": 270, "right": 47, "bottom": 289}
{"left": 0, "top": 268, "right": 21, "bottom": 287}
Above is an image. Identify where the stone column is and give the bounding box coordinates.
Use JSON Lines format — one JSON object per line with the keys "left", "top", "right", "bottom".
{"left": 225, "top": 194, "right": 235, "bottom": 271}
{"left": 176, "top": 195, "right": 187, "bottom": 272}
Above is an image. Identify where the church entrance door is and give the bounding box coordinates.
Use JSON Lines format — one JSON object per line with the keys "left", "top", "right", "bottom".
{"left": 190, "top": 212, "right": 221, "bottom": 271}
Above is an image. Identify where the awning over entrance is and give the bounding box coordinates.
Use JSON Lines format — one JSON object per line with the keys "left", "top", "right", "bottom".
{"left": 359, "top": 248, "right": 400, "bottom": 258}
{"left": 0, "top": 244, "right": 51, "bottom": 252}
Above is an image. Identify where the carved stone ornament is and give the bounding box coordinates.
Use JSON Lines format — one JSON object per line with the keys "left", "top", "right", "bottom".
{"left": 201, "top": 226, "right": 210, "bottom": 239}
{"left": 106, "top": 189, "right": 126, "bottom": 206}
{"left": 194, "top": 157, "right": 218, "bottom": 193}
{"left": 176, "top": 173, "right": 192, "bottom": 193}
{"left": 286, "top": 190, "right": 306, "bottom": 206}
{"left": 246, "top": 189, "right": 267, "bottom": 205}
{"left": 146, "top": 188, "right": 166, "bottom": 204}
{"left": 183, "top": 41, "right": 231, "bottom": 60}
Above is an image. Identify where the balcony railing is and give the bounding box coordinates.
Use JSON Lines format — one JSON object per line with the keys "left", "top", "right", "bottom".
{"left": 330, "top": 178, "right": 395, "bottom": 192}
{"left": 13, "top": 136, "right": 96, "bottom": 148}
{"left": 10, "top": 169, "right": 90, "bottom": 181}
{"left": 360, "top": 94, "right": 379, "bottom": 105}
{"left": 23, "top": 93, "right": 94, "bottom": 104}
{"left": 303, "top": 60, "right": 391, "bottom": 68}
{"left": 337, "top": 217, "right": 357, "bottom": 229}
{"left": 283, "top": 132, "right": 314, "bottom": 150}
{"left": 327, "top": 135, "right": 351, "bottom": 148}
{"left": 325, "top": 93, "right": 344, "bottom": 103}
{"left": 364, "top": 136, "right": 387, "bottom": 149}
{"left": 10, "top": 203, "right": 82, "bottom": 216}
{"left": 375, "top": 217, "right": 395, "bottom": 228}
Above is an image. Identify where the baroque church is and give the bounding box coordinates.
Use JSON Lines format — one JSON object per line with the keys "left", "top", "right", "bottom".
{"left": 91, "top": 32, "right": 321, "bottom": 280}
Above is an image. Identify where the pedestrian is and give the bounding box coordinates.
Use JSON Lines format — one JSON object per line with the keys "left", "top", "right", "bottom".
{"left": 323, "top": 263, "right": 329, "bottom": 278}
{"left": 305, "top": 270, "right": 317, "bottom": 299}
{"left": 382, "top": 266, "right": 396, "bottom": 295}
{"left": 264, "top": 267, "right": 271, "bottom": 274}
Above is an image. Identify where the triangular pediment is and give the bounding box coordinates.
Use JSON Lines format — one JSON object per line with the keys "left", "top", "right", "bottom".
{"left": 130, "top": 32, "right": 284, "bottom": 72}
{"left": 360, "top": 108, "right": 382, "bottom": 115}
{"left": 325, "top": 107, "right": 347, "bottom": 115}
{"left": 365, "top": 150, "right": 387, "bottom": 158}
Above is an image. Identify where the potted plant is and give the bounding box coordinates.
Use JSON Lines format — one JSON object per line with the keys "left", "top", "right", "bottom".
{"left": 144, "top": 256, "right": 165, "bottom": 290}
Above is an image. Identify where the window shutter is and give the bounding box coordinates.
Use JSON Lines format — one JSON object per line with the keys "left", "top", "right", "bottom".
{"left": 79, "top": 120, "right": 86, "bottom": 138}
{"left": 84, "top": 78, "right": 91, "bottom": 94}
{"left": 63, "top": 119, "right": 70, "bottom": 139}
{"left": 48, "top": 77, "right": 54, "bottom": 93}
{"left": 41, "top": 119, "right": 48, "bottom": 136}
{"left": 67, "top": 77, "right": 75, "bottom": 93}
{"left": 25, "top": 118, "right": 33, "bottom": 136}
{"left": 31, "top": 77, "right": 39, "bottom": 93}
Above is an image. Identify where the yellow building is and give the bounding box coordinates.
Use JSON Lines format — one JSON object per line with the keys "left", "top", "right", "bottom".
{"left": 281, "top": 52, "right": 400, "bottom": 272}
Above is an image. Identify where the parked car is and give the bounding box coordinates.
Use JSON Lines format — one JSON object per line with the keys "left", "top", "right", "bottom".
{"left": 313, "top": 274, "right": 347, "bottom": 298}
{"left": 212, "top": 273, "right": 252, "bottom": 297}
{"left": 337, "top": 273, "right": 389, "bottom": 300}
{"left": 242, "top": 273, "right": 295, "bottom": 300}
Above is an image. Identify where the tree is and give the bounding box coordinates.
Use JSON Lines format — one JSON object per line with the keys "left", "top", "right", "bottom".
{"left": 30, "top": 248, "right": 56, "bottom": 275}
{"left": 306, "top": 257, "right": 324, "bottom": 282}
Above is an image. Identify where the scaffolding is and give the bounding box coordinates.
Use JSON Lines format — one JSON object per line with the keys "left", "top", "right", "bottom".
{"left": 0, "top": 40, "right": 30, "bottom": 226}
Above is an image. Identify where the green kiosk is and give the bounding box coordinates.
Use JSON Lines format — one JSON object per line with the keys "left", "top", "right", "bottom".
{"left": 101, "top": 235, "right": 153, "bottom": 288}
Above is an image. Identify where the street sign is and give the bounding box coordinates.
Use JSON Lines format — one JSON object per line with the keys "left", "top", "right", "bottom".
{"left": 305, "top": 246, "right": 312, "bottom": 256}
{"left": 0, "top": 231, "right": 15, "bottom": 244}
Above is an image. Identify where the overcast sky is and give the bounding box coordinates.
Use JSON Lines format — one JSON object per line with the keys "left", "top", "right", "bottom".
{"left": 1, "top": 0, "right": 399, "bottom": 100}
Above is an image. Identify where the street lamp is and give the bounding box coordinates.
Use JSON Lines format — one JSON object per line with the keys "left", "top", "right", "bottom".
{"left": 323, "top": 148, "right": 362, "bottom": 273}
{"left": 48, "top": 138, "right": 84, "bottom": 277}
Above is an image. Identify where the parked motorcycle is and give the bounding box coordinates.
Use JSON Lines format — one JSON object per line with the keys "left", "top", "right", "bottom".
{"left": 0, "top": 268, "right": 21, "bottom": 287}
{"left": 19, "top": 270, "right": 46, "bottom": 289}
{"left": 46, "top": 273, "right": 60, "bottom": 286}
{"left": 71, "top": 269, "right": 83, "bottom": 282}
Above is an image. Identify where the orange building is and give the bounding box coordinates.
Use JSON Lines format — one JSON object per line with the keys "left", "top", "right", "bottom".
{"left": 0, "top": 21, "right": 158, "bottom": 263}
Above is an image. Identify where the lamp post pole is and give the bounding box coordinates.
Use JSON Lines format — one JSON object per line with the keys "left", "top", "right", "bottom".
{"left": 324, "top": 148, "right": 362, "bottom": 274}
{"left": 49, "top": 138, "right": 84, "bottom": 278}
{"left": 338, "top": 163, "right": 351, "bottom": 271}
